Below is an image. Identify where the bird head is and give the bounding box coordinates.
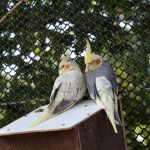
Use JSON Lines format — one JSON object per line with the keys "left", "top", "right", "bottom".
{"left": 59, "top": 57, "right": 80, "bottom": 75}
{"left": 84, "top": 40, "right": 103, "bottom": 72}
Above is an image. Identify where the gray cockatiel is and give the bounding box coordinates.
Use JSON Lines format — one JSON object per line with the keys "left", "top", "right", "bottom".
{"left": 29, "top": 57, "right": 86, "bottom": 128}
{"left": 84, "top": 40, "right": 121, "bottom": 133}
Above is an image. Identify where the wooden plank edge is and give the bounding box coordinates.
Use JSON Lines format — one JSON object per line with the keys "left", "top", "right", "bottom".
{"left": 0, "top": 108, "right": 104, "bottom": 137}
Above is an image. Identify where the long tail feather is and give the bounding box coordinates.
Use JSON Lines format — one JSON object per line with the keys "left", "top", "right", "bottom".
{"left": 98, "top": 89, "right": 119, "bottom": 133}
{"left": 114, "top": 109, "right": 122, "bottom": 125}
{"left": 29, "top": 106, "right": 55, "bottom": 128}
{"left": 29, "top": 100, "right": 77, "bottom": 128}
{"left": 114, "top": 92, "right": 118, "bottom": 112}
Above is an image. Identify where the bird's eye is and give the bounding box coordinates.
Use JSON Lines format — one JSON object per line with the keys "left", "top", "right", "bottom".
{"left": 62, "top": 64, "right": 70, "bottom": 69}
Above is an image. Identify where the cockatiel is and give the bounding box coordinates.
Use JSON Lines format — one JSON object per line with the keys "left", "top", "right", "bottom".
{"left": 30, "top": 57, "right": 86, "bottom": 128}
{"left": 84, "top": 40, "right": 121, "bottom": 133}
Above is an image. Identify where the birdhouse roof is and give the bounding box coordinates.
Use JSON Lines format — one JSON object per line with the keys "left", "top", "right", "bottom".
{"left": 0, "top": 100, "right": 103, "bottom": 136}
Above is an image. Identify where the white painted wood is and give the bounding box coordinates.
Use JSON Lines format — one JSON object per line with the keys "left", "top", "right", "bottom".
{"left": 0, "top": 100, "right": 104, "bottom": 136}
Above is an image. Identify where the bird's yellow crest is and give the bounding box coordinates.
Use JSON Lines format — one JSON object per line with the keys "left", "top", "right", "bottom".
{"left": 61, "top": 54, "right": 72, "bottom": 62}
{"left": 84, "top": 40, "right": 100, "bottom": 64}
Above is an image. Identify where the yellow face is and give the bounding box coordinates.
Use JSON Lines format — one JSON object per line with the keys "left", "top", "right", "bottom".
{"left": 84, "top": 53, "right": 102, "bottom": 72}
{"left": 84, "top": 53, "right": 100, "bottom": 64}
{"left": 85, "top": 59, "right": 102, "bottom": 72}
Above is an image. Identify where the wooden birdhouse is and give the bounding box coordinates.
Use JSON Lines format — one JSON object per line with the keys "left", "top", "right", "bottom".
{"left": 0, "top": 100, "right": 127, "bottom": 150}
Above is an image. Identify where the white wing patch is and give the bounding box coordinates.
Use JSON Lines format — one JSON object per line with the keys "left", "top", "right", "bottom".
{"left": 95, "top": 96, "right": 105, "bottom": 109}
{"left": 95, "top": 76, "right": 112, "bottom": 91}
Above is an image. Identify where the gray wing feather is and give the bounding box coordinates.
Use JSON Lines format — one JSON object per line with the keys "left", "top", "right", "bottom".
{"left": 85, "top": 62, "right": 118, "bottom": 95}
{"left": 49, "top": 77, "right": 62, "bottom": 103}
{"left": 85, "top": 74, "right": 97, "bottom": 99}
{"left": 105, "top": 63, "right": 118, "bottom": 94}
{"left": 53, "top": 100, "right": 77, "bottom": 114}
{"left": 49, "top": 71, "right": 86, "bottom": 115}
{"left": 101, "top": 62, "right": 118, "bottom": 94}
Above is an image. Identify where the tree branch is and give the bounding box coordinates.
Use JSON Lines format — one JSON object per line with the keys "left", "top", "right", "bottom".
{"left": 0, "top": 0, "right": 26, "bottom": 24}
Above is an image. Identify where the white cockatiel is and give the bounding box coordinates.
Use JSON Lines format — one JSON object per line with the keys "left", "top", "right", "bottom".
{"left": 30, "top": 57, "right": 86, "bottom": 128}
{"left": 84, "top": 40, "right": 121, "bottom": 133}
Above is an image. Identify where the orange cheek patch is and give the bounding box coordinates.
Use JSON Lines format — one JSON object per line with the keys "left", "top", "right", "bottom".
{"left": 96, "top": 59, "right": 101, "bottom": 64}
{"left": 64, "top": 64, "right": 70, "bottom": 69}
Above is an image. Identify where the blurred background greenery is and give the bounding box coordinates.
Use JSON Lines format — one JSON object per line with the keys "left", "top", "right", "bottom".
{"left": 0, "top": 0, "right": 150, "bottom": 149}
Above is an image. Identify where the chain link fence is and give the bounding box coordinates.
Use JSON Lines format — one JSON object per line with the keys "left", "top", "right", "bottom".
{"left": 0, "top": 0, "right": 150, "bottom": 149}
